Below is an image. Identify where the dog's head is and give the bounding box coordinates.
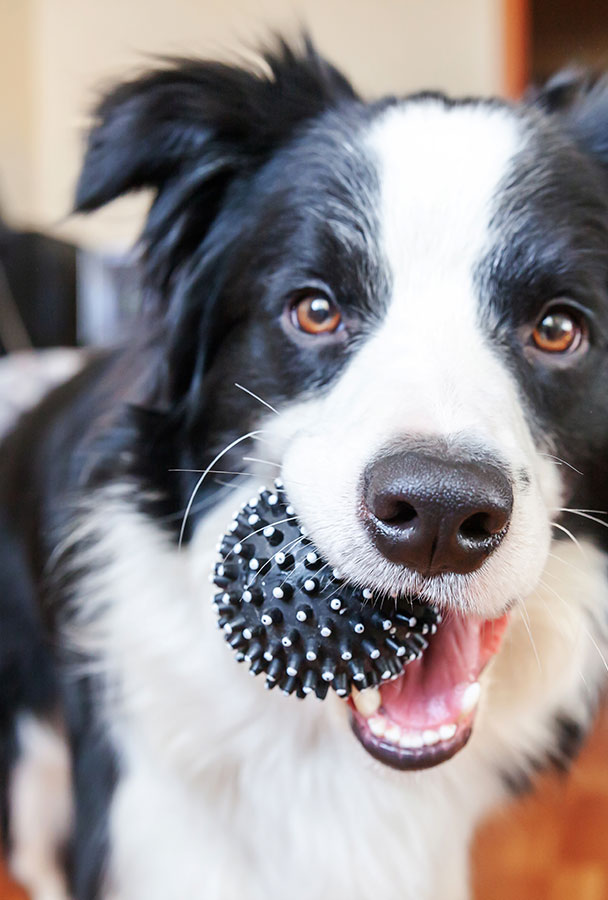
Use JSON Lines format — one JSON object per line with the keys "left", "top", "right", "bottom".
{"left": 76, "top": 44, "right": 608, "bottom": 770}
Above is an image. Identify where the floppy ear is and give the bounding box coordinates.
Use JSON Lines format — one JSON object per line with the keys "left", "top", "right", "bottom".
{"left": 75, "top": 37, "right": 357, "bottom": 212}
{"left": 531, "top": 68, "right": 608, "bottom": 170}
{"left": 75, "top": 38, "right": 358, "bottom": 296}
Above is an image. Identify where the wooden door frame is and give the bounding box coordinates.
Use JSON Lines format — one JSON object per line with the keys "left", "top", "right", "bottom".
{"left": 503, "top": 0, "right": 531, "bottom": 97}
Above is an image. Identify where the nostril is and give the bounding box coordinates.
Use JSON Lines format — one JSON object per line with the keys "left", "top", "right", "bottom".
{"left": 370, "top": 493, "right": 417, "bottom": 526}
{"left": 458, "top": 511, "right": 494, "bottom": 541}
{"left": 381, "top": 500, "right": 417, "bottom": 527}
{"left": 458, "top": 508, "right": 509, "bottom": 542}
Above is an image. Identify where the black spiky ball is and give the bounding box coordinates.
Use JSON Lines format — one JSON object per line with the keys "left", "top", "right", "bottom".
{"left": 213, "top": 480, "right": 441, "bottom": 700}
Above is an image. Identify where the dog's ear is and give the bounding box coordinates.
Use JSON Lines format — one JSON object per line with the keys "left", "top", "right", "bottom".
{"left": 531, "top": 68, "right": 608, "bottom": 169}
{"left": 75, "top": 37, "right": 357, "bottom": 212}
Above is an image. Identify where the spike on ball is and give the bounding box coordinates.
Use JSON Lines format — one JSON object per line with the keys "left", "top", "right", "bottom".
{"left": 212, "top": 485, "right": 440, "bottom": 699}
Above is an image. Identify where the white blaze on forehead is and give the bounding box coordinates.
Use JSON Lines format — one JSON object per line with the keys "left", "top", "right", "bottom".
{"left": 367, "top": 99, "right": 523, "bottom": 289}
{"left": 335, "top": 99, "right": 530, "bottom": 445}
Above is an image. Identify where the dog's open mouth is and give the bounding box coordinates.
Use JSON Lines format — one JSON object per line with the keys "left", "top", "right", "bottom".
{"left": 214, "top": 483, "right": 511, "bottom": 771}
{"left": 348, "top": 612, "right": 510, "bottom": 769}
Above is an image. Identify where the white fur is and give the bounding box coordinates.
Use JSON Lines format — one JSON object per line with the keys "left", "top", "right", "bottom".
{"left": 46, "top": 485, "right": 607, "bottom": 900}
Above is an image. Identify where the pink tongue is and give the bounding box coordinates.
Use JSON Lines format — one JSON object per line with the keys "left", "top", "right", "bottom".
{"left": 378, "top": 613, "right": 509, "bottom": 729}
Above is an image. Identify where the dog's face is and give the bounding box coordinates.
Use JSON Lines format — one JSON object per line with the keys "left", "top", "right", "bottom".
{"left": 77, "top": 46, "right": 608, "bottom": 771}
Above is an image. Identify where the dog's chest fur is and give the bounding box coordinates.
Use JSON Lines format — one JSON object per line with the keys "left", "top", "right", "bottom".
{"left": 62, "top": 486, "right": 606, "bottom": 900}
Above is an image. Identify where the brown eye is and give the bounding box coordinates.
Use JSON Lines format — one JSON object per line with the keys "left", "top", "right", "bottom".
{"left": 532, "top": 306, "right": 585, "bottom": 354}
{"left": 291, "top": 295, "right": 342, "bottom": 335}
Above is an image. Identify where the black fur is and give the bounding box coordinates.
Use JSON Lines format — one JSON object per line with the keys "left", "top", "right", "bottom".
{"left": 478, "top": 86, "right": 608, "bottom": 548}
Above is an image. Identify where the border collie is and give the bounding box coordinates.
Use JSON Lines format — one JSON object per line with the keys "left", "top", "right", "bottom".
{"left": 1, "top": 39, "right": 608, "bottom": 900}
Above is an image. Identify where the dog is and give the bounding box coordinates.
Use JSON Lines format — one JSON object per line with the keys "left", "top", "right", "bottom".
{"left": 1, "top": 38, "right": 608, "bottom": 900}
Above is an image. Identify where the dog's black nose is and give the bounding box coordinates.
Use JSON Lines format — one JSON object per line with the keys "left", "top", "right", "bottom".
{"left": 362, "top": 450, "right": 513, "bottom": 575}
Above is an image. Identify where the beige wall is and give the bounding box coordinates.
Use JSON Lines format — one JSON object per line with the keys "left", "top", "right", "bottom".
{"left": 0, "top": 0, "right": 35, "bottom": 225}
{"left": 1, "top": 0, "right": 505, "bottom": 248}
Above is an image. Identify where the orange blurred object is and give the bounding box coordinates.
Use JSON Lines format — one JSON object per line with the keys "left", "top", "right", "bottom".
{"left": 503, "top": 0, "right": 530, "bottom": 99}
{"left": 474, "top": 705, "right": 608, "bottom": 899}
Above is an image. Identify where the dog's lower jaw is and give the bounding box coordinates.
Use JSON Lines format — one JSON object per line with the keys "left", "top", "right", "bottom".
{"left": 47, "top": 486, "right": 608, "bottom": 900}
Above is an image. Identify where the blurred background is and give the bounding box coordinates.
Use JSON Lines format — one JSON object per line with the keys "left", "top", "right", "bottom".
{"left": 0, "top": 0, "right": 606, "bottom": 352}
{"left": 1, "top": 1, "right": 608, "bottom": 897}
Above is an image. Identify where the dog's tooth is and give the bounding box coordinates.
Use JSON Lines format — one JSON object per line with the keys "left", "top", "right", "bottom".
{"left": 422, "top": 729, "right": 440, "bottom": 746}
{"left": 460, "top": 682, "right": 481, "bottom": 715}
{"left": 368, "top": 716, "right": 387, "bottom": 738}
{"left": 352, "top": 686, "right": 381, "bottom": 717}
{"left": 399, "top": 731, "right": 423, "bottom": 750}
{"left": 384, "top": 724, "right": 401, "bottom": 745}
{"left": 439, "top": 723, "right": 457, "bottom": 742}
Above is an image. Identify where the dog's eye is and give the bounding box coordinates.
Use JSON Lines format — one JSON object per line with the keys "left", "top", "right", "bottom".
{"left": 291, "top": 294, "right": 342, "bottom": 335}
{"left": 532, "top": 306, "right": 586, "bottom": 354}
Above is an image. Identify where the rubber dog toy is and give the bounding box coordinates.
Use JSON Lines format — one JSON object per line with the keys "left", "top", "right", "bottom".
{"left": 213, "top": 480, "right": 440, "bottom": 699}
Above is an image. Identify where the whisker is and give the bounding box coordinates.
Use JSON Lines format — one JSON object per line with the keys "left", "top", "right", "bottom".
{"left": 555, "top": 509, "right": 608, "bottom": 531}
{"left": 222, "top": 515, "right": 299, "bottom": 562}
{"left": 532, "top": 590, "right": 589, "bottom": 691}
{"left": 537, "top": 574, "right": 608, "bottom": 676}
{"left": 241, "top": 463, "right": 311, "bottom": 489}
{"left": 585, "top": 631, "right": 608, "bottom": 676}
{"left": 517, "top": 597, "right": 542, "bottom": 673}
{"left": 172, "top": 462, "right": 310, "bottom": 491}
{"left": 247, "top": 533, "right": 309, "bottom": 588}
{"left": 155, "top": 481, "right": 249, "bottom": 525}
{"left": 242, "top": 456, "right": 282, "bottom": 468}
{"left": 213, "top": 477, "right": 242, "bottom": 489}
{"left": 170, "top": 468, "right": 253, "bottom": 476}
{"left": 551, "top": 521, "right": 587, "bottom": 557}
{"left": 545, "top": 551, "right": 588, "bottom": 579}
{"left": 279, "top": 558, "right": 334, "bottom": 592}
{"left": 555, "top": 507, "right": 608, "bottom": 516}
{"left": 539, "top": 453, "right": 584, "bottom": 476}
{"left": 234, "top": 383, "right": 279, "bottom": 416}
{"left": 178, "top": 430, "right": 264, "bottom": 550}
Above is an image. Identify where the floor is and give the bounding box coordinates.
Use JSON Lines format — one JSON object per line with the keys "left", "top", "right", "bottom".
{"left": 2, "top": 708, "right": 608, "bottom": 899}
{"left": 473, "top": 706, "right": 608, "bottom": 900}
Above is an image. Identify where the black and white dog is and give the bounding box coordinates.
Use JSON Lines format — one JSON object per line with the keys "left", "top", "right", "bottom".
{"left": 1, "top": 39, "right": 608, "bottom": 900}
